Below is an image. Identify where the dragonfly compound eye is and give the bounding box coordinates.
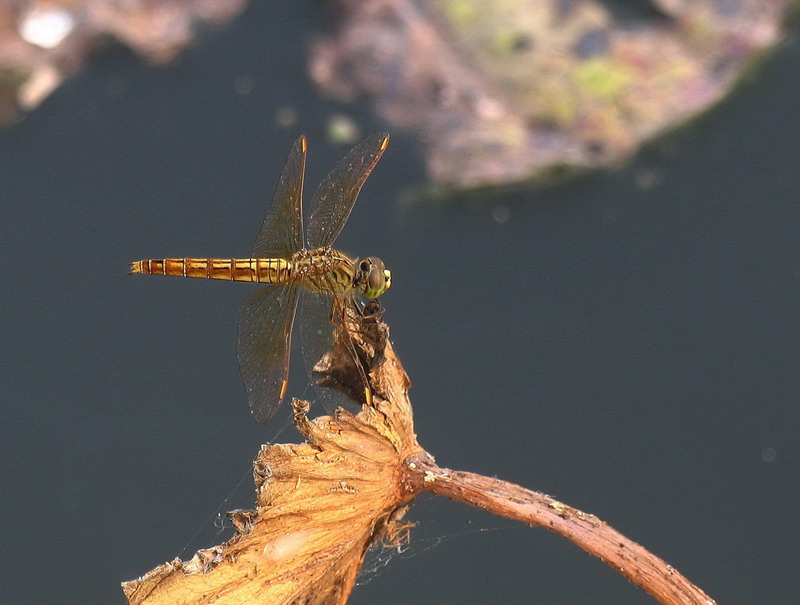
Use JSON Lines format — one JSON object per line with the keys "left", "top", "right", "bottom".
{"left": 359, "top": 257, "right": 390, "bottom": 299}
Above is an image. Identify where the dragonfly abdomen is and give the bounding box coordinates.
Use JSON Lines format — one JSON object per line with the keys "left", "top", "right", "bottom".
{"left": 130, "top": 258, "right": 292, "bottom": 283}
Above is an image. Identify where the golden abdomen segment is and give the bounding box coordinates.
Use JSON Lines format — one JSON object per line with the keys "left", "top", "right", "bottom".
{"left": 129, "top": 258, "right": 292, "bottom": 283}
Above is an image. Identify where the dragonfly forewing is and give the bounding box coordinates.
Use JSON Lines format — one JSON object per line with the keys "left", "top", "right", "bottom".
{"left": 251, "top": 135, "right": 307, "bottom": 258}
{"left": 306, "top": 132, "right": 389, "bottom": 250}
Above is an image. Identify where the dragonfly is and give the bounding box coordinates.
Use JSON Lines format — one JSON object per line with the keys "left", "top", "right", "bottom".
{"left": 130, "top": 132, "right": 392, "bottom": 424}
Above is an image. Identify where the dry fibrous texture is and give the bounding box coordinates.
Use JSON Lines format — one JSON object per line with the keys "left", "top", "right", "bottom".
{"left": 123, "top": 310, "right": 425, "bottom": 605}
{"left": 123, "top": 307, "right": 716, "bottom": 605}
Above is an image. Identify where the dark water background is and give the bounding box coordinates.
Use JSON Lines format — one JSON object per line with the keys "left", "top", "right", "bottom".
{"left": 2, "top": 3, "right": 799, "bottom": 603}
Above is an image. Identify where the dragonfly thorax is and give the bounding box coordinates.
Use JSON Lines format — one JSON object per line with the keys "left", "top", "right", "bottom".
{"left": 290, "top": 248, "right": 352, "bottom": 295}
{"left": 291, "top": 249, "right": 391, "bottom": 300}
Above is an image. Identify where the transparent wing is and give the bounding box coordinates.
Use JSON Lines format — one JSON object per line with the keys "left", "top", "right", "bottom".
{"left": 251, "top": 135, "right": 306, "bottom": 257}
{"left": 306, "top": 132, "right": 389, "bottom": 250}
{"left": 300, "top": 283, "right": 366, "bottom": 416}
{"left": 237, "top": 283, "right": 300, "bottom": 424}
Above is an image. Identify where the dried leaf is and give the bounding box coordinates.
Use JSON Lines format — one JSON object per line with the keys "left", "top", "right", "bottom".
{"left": 123, "top": 315, "right": 425, "bottom": 605}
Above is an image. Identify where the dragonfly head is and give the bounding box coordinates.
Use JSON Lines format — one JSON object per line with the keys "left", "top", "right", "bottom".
{"left": 356, "top": 256, "right": 391, "bottom": 299}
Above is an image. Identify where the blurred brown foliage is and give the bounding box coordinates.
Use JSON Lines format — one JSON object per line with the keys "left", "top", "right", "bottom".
{"left": 0, "top": 0, "right": 246, "bottom": 123}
